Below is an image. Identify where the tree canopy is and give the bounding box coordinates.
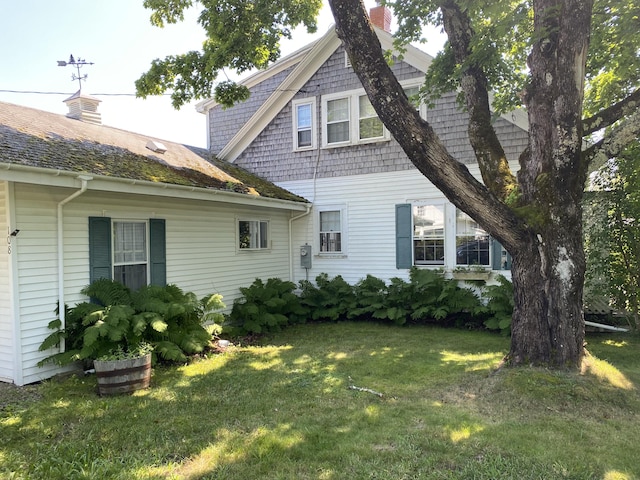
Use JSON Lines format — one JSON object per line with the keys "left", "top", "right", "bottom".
{"left": 136, "top": 0, "right": 322, "bottom": 108}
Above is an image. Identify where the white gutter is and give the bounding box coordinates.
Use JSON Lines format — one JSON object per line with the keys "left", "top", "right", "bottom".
{"left": 57, "top": 175, "right": 93, "bottom": 349}
{"left": 0, "top": 162, "right": 309, "bottom": 212}
{"left": 288, "top": 204, "right": 312, "bottom": 281}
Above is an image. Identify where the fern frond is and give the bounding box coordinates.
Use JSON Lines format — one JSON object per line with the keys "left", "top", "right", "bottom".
{"left": 81, "top": 278, "right": 131, "bottom": 306}
{"left": 154, "top": 341, "right": 187, "bottom": 362}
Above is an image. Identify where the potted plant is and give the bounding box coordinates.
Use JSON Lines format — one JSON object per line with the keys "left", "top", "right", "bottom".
{"left": 39, "top": 279, "right": 225, "bottom": 395}
{"left": 93, "top": 343, "right": 154, "bottom": 396}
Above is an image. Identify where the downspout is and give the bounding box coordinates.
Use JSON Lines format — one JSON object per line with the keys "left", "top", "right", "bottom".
{"left": 289, "top": 204, "right": 312, "bottom": 281}
{"left": 57, "top": 175, "right": 93, "bottom": 349}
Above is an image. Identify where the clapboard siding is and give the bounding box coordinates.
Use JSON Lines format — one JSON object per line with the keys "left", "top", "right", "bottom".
{"left": 282, "top": 165, "right": 513, "bottom": 285}
{"left": 11, "top": 184, "right": 59, "bottom": 383}
{"left": 0, "top": 181, "right": 13, "bottom": 382}
{"left": 9, "top": 183, "right": 298, "bottom": 384}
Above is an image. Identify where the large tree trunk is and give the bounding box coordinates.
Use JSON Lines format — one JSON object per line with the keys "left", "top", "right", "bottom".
{"left": 510, "top": 227, "right": 586, "bottom": 367}
{"left": 508, "top": 0, "right": 592, "bottom": 367}
{"left": 329, "top": 0, "right": 593, "bottom": 369}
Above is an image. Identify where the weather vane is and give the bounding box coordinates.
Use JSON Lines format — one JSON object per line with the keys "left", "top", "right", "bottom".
{"left": 57, "top": 54, "right": 94, "bottom": 91}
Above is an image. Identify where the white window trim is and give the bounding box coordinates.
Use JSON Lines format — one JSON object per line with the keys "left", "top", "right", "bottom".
{"left": 112, "top": 219, "right": 150, "bottom": 286}
{"left": 454, "top": 208, "right": 491, "bottom": 267}
{"left": 407, "top": 200, "right": 498, "bottom": 270}
{"left": 292, "top": 97, "right": 317, "bottom": 151}
{"left": 410, "top": 200, "right": 448, "bottom": 267}
{"left": 399, "top": 79, "right": 428, "bottom": 120}
{"left": 357, "top": 94, "right": 387, "bottom": 144}
{"left": 322, "top": 93, "right": 351, "bottom": 147}
{"left": 236, "top": 218, "right": 271, "bottom": 252}
{"left": 315, "top": 204, "right": 348, "bottom": 257}
{"left": 321, "top": 89, "right": 390, "bottom": 148}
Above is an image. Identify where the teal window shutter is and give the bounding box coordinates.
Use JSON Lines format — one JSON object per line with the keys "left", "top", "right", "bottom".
{"left": 396, "top": 204, "right": 412, "bottom": 269}
{"left": 88, "top": 217, "right": 112, "bottom": 283}
{"left": 149, "top": 218, "right": 166, "bottom": 286}
{"left": 491, "top": 238, "right": 512, "bottom": 271}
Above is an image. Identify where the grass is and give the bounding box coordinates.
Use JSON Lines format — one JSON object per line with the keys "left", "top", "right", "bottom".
{"left": 1, "top": 322, "right": 639, "bottom": 479}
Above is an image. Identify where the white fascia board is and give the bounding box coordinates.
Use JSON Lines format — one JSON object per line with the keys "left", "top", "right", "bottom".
{"left": 0, "top": 163, "right": 309, "bottom": 212}
{"left": 218, "top": 29, "right": 342, "bottom": 162}
{"left": 376, "top": 28, "right": 434, "bottom": 73}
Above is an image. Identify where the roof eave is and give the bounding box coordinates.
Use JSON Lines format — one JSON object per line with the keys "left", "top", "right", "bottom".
{"left": 0, "top": 162, "right": 309, "bottom": 211}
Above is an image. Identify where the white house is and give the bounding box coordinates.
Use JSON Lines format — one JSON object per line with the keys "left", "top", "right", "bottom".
{"left": 0, "top": 95, "right": 309, "bottom": 385}
{"left": 196, "top": 5, "right": 529, "bottom": 286}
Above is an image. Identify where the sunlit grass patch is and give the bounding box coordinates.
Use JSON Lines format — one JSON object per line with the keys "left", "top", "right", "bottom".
{"left": 581, "top": 353, "right": 634, "bottom": 390}
{"left": 446, "top": 422, "right": 485, "bottom": 443}
{"left": 439, "top": 350, "right": 505, "bottom": 371}
{"left": 604, "top": 470, "right": 634, "bottom": 480}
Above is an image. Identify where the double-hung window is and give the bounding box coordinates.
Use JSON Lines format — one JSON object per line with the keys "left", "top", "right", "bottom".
{"left": 455, "top": 210, "right": 490, "bottom": 266}
{"left": 113, "top": 221, "right": 148, "bottom": 291}
{"left": 358, "top": 95, "right": 384, "bottom": 141}
{"left": 89, "top": 217, "right": 165, "bottom": 288}
{"left": 412, "top": 204, "right": 445, "bottom": 265}
{"left": 292, "top": 98, "right": 316, "bottom": 150}
{"left": 326, "top": 97, "right": 350, "bottom": 145}
{"left": 396, "top": 201, "right": 509, "bottom": 271}
{"left": 238, "top": 220, "right": 269, "bottom": 250}
{"left": 322, "top": 89, "right": 389, "bottom": 147}
{"left": 319, "top": 210, "right": 342, "bottom": 253}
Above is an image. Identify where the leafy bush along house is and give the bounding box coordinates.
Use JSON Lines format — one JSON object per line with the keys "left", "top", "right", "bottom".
{"left": 0, "top": 95, "right": 309, "bottom": 385}
{"left": 197, "top": 5, "right": 528, "bottom": 287}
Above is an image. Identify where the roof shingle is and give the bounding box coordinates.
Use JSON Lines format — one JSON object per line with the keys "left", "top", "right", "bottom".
{"left": 0, "top": 101, "right": 306, "bottom": 202}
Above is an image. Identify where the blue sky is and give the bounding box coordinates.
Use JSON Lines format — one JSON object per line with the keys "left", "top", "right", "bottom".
{"left": 0, "top": 1, "right": 442, "bottom": 148}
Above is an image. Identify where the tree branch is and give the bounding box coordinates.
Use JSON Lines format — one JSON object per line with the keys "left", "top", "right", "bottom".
{"left": 438, "top": 0, "right": 518, "bottom": 201}
{"left": 328, "top": 0, "right": 526, "bottom": 250}
{"left": 582, "top": 88, "right": 640, "bottom": 136}
{"left": 583, "top": 109, "right": 640, "bottom": 169}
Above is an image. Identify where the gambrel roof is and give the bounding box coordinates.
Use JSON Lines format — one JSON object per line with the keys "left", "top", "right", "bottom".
{"left": 196, "top": 25, "right": 529, "bottom": 163}
{"left": 0, "top": 101, "right": 308, "bottom": 207}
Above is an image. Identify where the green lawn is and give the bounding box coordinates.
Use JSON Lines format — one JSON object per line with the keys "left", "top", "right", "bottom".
{"left": 2, "top": 323, "right": 639, "bottom": 479}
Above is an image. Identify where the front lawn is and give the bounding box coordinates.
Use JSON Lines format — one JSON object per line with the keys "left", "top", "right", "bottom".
{"left": 1, "top": 323, "right": 639, "bottom": 479}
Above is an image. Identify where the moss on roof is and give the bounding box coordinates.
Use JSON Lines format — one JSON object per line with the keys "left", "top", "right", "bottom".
{"left": 0, "top": 101, "right": 308, "bottom": 203}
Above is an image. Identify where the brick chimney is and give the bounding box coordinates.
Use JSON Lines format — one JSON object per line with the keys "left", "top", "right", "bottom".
{"left": 63, "top": 90, "right": 102, "bottom": 125}
{"left": 370, "top": 2, "right": 392, "bottom": 32}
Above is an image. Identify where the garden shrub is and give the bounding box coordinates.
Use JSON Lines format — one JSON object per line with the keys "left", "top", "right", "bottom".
{"left": 226, "top": 277, "right": 306, "bottom": 334}
{"left": 482, "top": 275, "right": 514, "bottom": 335}
{"left": 350, "top": 274, "right": 389, "bottom": 321}
{"left": 38, "top": 279, "right": 224, "bottom": 365}
{"left": 299, "top": 273, "right": 357, "bottom": 322}
{"left": 225, "top": 270, "right": 512, "bottom": 337}
{"left": 403, "top": 268, "right": 485, "bottom": 327}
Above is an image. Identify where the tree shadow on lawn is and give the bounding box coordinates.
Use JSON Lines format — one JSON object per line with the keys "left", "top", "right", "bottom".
{"left": 2, "top": 325, "right": 639, "bottom": 479}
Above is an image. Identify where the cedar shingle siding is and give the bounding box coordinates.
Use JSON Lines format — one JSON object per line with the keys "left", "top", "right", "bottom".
{"left": 209, "top": 45, "right": 528, "bottom": 184}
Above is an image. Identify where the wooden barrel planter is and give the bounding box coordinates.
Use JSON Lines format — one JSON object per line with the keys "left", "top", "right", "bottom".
{"left": 94, "top": 353, "right": 152, "bottom": 396}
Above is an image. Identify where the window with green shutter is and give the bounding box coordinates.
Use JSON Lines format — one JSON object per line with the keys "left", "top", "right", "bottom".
{"left": 88, "top": 217, "right": 112, "bottom": 283}
{"left": 395, "top": 204, "right": 412, "bottom": 269}
{"left": 88, "top": 217, "right": 166, "bottom": 289}
{"left": 395, "top": 204, "right": 511, "bottom": 271}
